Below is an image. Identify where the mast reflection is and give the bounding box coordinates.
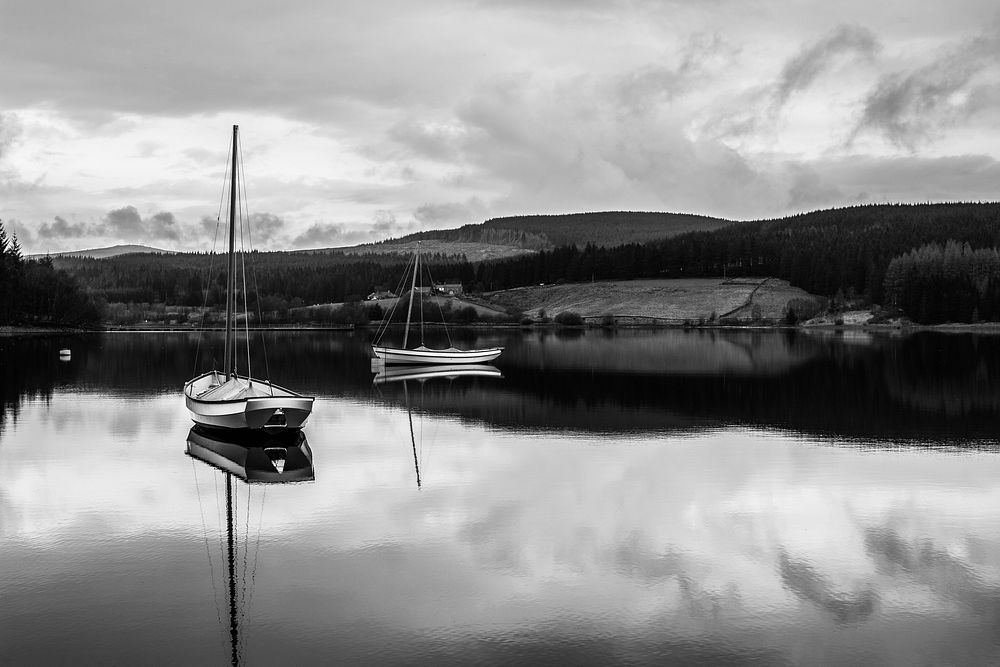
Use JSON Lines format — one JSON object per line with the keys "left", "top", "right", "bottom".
{"left": 186, "top": 426, "right": 315, "bottom": 665}
{"left": 373, "top": 364, "right": 502, "bottom": 488}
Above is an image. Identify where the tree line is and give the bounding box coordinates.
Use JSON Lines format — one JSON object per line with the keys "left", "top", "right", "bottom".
{"left": 472, "top": 203, "right": 1000, "bottom": 321}
{"left": 0, "top": 221, "right": 103, "bottom": 327}
{"left": 56, "top": 249, "right": 476, "bottom": 310}
{"left": 883, "top": 240, "right": 1000, "bottom": 324}
{"left": 45, "top": 202, "right": 1000, "bottom": 325}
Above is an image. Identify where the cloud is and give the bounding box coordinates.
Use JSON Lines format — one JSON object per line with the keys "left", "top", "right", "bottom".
{"left": 441, "top": 73, "right": 785, "bottom": 218}
{"left": 3, "top": 218, "right": 34, "bottom": 247}
{"left": 36, "top": 216, "right": 90, "bottom": 238}
{"left": 774, "top": 24, "right": 879, "bottom": 107}
{"left": 785, "top": 163, "right": 845, "bottom": 210}
{"left": 851, "top": 24, "right": 1000, "bottom": 148}
{"left": 291, "top": 210, "right": 419, "bottom": 248}
{"left": 702, "top": 24, "right": 880, "bottom": 142}
{"left": 616, "top": 32, "right": 738, "bottom": 115}
{"left": 0, "top": 112, "right": 23, "bottom": 160}
{"left": 247, "top": 212, "right": 285, "bottom": 245}
{"left": 814, "top": 153, "right": 1000, "bottom": 204}
{"left": 35, "top": 207, "right": 182, "bottom": 243}
{"left": 778, "top": 551, "right": 878, "bottom": 624}
{"left": 104, "top": 206, "right": 180, "bottom": 241}
{"left": 292, "top": 223, "right": 359, "bottom": 248}
{"left": 388, "top": 120, "right": 467, "bottom": 161}
{"left": 414, "top": 198, "right": 488, "bottom": 226}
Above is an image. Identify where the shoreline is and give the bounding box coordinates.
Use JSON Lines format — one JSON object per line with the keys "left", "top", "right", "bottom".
{"left": 6, "top": 320, "right": 1000, "bottom": 337}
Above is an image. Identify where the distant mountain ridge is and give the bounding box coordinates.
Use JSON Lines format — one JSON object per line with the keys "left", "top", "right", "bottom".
{"left": 33, "top": 244, "right": 173, "bottom": 259}
{"left": 369, "top": 211, "right": 733, "bottom": 251}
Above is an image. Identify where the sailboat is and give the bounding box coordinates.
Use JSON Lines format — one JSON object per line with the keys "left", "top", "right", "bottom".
{"left": 187, "top": 427, "right": 314, "bottom": 665}
{"left": 371, "top": 250, "right": 503, "bottom": 364}
{"left": 184, "top": 125, "right": 314, "bottom": 430}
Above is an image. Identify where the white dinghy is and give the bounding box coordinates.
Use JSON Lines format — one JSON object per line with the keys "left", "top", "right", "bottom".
{"left": 371, "top": 250, "right": 503, "bottom": 365}
{"left": 183, "top": 125, "right": 314, "bottom": 430}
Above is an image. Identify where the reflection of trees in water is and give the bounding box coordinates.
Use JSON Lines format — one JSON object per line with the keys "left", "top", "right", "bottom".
{"left": 7, "top": 330, "right": 1000, "bottom": 444}
{"left": 381, "top": 331, "right": 1000, "bottom": 443}
{"left": 882, "top": 333, "right": 1000, "bottom": 417}
{"left": 0, "top": 336, "right": 73, "bottom": 429}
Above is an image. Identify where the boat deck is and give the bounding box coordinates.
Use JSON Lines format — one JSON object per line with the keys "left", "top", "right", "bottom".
{"left": 186, "top": 372, "right": 299, "bottom": 401}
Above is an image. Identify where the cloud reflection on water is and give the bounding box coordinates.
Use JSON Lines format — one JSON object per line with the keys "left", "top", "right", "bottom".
{"left": 3, "top": 331, "right": 1000, "bottom": 662}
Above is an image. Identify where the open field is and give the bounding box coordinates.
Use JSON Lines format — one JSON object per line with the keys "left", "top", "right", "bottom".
{"left": 479, "top": 278, "right": 818, "bottom": 323}
{"left": 288, "top": 277, "right": 818, "bottom": 324}
{"left": 363, "top": 294, "right": 509, "bottom": 319}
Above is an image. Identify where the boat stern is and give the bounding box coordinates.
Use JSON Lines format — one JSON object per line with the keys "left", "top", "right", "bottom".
{"left": 244, "top": 395, "right": 315, "bottom": 429}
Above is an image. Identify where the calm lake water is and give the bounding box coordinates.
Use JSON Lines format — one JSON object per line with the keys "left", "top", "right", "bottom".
{"left": 2, "top": 328, "right": 1000, "bottom": 665}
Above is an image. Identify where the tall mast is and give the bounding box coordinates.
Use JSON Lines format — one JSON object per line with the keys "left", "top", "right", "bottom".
{"left": 223, "top": 125, "right": 238, "bottom": 378}
{"left": 402, "top": 250, "right": 419, "bottom": 349}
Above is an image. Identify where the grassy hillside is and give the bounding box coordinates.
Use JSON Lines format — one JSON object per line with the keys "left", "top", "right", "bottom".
{"left": 479, "top": 278, "right": 817, "bottom": 323}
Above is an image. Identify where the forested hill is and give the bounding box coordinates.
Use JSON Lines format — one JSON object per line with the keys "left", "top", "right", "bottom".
{"left": 380, "top": 211, "right": 731, "bottom": 250}
{"left": 472, "top": 202, "right": 1000, "bottom": 321}
{"left": 54, "top": 249, "right": 474, "bottom": 307}
{"left": 48, "top": 202, "right": 1000, "bottom": 325}
{"left": 39, "top": 244, "right": 173, "bottom": 259}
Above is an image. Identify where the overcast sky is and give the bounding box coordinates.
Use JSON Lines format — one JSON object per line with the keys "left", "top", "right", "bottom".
{"left": 2, "top": 0, "right": 1000, "bottom": 253}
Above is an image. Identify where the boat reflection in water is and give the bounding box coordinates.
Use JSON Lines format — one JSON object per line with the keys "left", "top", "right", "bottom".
{"left": 372, "top": 362, "right": 503, "bottom": 385}
{"left": 186, "top": 425, "right": 314, "bottom": 483}
{"left": 373, "top": 364, "right": 502, "bottom": 488}
{"left": 186, "top": 427, "right": 314, "bottom": 665}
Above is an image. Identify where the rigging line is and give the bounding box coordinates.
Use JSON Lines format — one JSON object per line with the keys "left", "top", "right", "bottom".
{"left": 238, "top": 137, "right": 272, "bottom": 388}
{"left": 374, "top": 253, "right": 417, "bottom": 345}
{"left": 191, "top": 458, "right": 226, "bottom": 649}
{"left": 217, "top": 132, "right": 234, "bottom": 221}
{"left": 194, "top": 139, "right": 232, "bottom": 376}
{"left": 375, "top": 252, "right": 415, "bottom": 344}
{"left": 193, "top": 217, "right": 223, "bottom": 376}
{"left": 242, "top": 485, "right": 267, "bottom": 629}
{"left": 240, "top": 200, "right": 252, "bottom": 381}
{"left": 419, "top": 255, "right": 425, "bottom": 346}
{"left": 423, "top": 261, "right": 453, "bottom": 347}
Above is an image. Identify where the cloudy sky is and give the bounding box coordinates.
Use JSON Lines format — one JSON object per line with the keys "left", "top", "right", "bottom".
{"left": 2, "top": 0, "right": 1000, "bottom": 253}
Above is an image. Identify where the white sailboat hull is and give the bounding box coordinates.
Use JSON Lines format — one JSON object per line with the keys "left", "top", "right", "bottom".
{"left": 184, "top": 371, "right": 314, "bottom": 430}
{"left": 372, "top": 345, "right": 503, "bottom": 365}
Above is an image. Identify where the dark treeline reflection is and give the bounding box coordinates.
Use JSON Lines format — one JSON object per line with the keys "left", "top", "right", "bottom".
{"left": 4, "top": 329, "right": 1000, "bottom": 443}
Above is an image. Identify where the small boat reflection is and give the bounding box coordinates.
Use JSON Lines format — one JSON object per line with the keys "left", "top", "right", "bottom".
{"left": 187, "top": 427, "right": 315, "bottom": 666}
{"left": 186, "top": 426, "right": 314, "bottom": 483}
{"left": 373, "top": 364, "right": 502, "bottom": 489}
{"left": 372, "top": 363, "right": 502, "bottom": 385}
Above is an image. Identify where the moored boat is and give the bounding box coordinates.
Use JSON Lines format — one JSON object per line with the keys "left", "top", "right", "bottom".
{"left": 371, "top": 249, "right": 503, "bottom": 365}
{"left": 183, "top": 125, "right": 314, "bottom": 430}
